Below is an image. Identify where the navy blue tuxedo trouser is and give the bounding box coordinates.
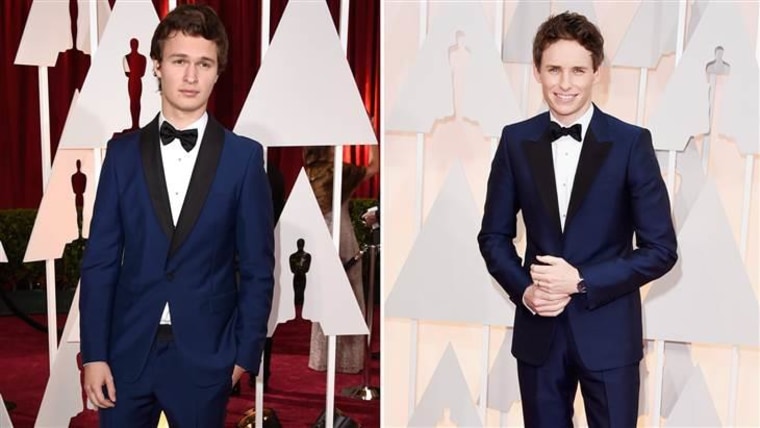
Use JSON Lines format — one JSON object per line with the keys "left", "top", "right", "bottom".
{"left": 517, "top": 312, "right": 639, "bottom": 428}
{"left": 98, "top": 329, "right": 230, "bottom": 428}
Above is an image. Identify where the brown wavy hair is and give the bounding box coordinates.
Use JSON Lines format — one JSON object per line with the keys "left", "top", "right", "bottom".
{"left": 150, "top": 4, "right": 229, "bottom": 74}
{"left": 533, "top": 11, "right": 604, "bottom": 71}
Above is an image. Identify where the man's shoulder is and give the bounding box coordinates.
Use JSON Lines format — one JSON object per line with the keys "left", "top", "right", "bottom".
{"left": 224, "top": 129, "right": 264, "bottom": 155}
{"left": 501, "top": 111, "right": 548, "bottom": 140}
{"left": 594, "top": 109, "right": 648, "bottom": 140}
{"left": 105, "top": 129, "right": 141, "bottom": 151}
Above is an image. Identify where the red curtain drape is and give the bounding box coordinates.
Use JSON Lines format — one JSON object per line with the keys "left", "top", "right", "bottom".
{"left": 0, "top": 0, "right": 379, "bottom": 209}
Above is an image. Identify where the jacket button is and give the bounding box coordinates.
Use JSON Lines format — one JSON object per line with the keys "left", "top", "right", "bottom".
{"left": 166, "top": 272, "right": 174, "bottom": 281}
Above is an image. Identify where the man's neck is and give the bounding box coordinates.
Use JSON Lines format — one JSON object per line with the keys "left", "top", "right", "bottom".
{"left": 161, "top": 106, "right": 207, "bottom": 129}
{"left": 550, "top": 103, "right": 593, "bottom": 127}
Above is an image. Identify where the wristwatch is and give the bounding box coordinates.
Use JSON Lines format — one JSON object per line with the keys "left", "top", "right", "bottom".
{"left": 577, "top": 278, "right": 587, "bottom": 294}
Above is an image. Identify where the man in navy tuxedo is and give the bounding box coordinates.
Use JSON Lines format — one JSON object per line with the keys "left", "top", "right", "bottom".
{"left": 478, "top": 12, "right": 677, "bottom": 427}
{"left": 79, "top": 5, "right": 274, "bottom": 426}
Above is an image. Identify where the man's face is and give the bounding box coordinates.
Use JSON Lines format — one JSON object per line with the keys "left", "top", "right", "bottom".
{"left": 154, "top": 32, "right": 219, "bottom": 122}
{"left": 534, "top": 39, "right": 599, "bottom": 125}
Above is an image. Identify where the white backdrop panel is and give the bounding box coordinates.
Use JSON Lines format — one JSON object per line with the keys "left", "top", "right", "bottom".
{"left": 484, "top": 329, "right": 520, "bottom": 413}
{"left": 645, "top": 179, "right": 759, "bottom": 346}
{"left": 612, "top": 1, "right": 677, "bottom": 69}
{"left": 384, "top": 163, "right": 515, "bottom": 326}
{"left": 24, "top": 150, "right": 96, "bottom": 262}
{"left": 664, "top": 366, "right": 722, "bottom": 427}
{"left": 35, "top": 287, "right": 85, "bottom": 427}
{"left": 387, "top": 2, "right": 521, "bottom": 137}
{"left": 14, "top": 0, "right": 74, "bottom": 67}
{"left": 234, "top": 1, "right": 376, "bottom": 147}
{"left": 57, "top": 0, "right": 160, "bottom": 149}
{"left": 408, "top": 344, "right": 483, "bottom": 427}
{"left": 268, "top": 170, "right": 367, "bottom": 337}
{"left": 501, "top": 1, "right": 550, "bottom": 64}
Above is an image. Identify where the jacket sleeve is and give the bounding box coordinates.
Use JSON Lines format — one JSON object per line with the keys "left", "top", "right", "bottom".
{"left": 580, "top": 129, "right": 678, "bottom": 309}
{"left": 478, "top": 128, "right": 533, "bottom": 306}
{"left": 79, "top": 141, "right": 124, "bottom": 363}
{"left": 234, "top": 143, "right": 275, "bottom": 373}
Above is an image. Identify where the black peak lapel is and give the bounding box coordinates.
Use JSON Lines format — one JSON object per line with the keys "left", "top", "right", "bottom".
{"left": 140, "top": 114, "right": 174, "bottom": 240}
{"left": 522, "top": 124, "right": 563, "bottom": 238}
{"left": 168, "top": 115, "right": 225, "bottom": 258}
{"left": 565, "top": 113, "right": 613, "bottom": 230}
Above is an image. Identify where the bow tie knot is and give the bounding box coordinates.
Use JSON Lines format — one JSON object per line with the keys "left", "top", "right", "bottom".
{"left": 549, "top": 122, "right": 582, "bottom": 142}
{"left": 160, "top": 121, "right": 198, "bottom": 152}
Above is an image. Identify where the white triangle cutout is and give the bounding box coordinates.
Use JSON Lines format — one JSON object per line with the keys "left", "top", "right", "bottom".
{"left": 385, "top": 163, "right": 515, "bottom": 326}
{"left": 664, "top": 365, "right": 722, "bottom": 427}
{"left": 57, "top": 0, "right": 160, "bottom": 149}
{"left": 0, "top": 241, "right": 7, "bottom": 263}
{"left": 35, "top": 286, "right": 86, "bottom": 427}
{"left": 386, "top": 2, "right": 521, "bottom": 137}
{"left": 612, "top": 1, "right": 678, "bottom": 69}
{"left": 707, "top": 4, "right": 760, "bottom": 155}
{"left": 502, "top": 1, "right": 551, "bottom": 64}
{"left": 673, "top": 139, "right": 707, "bottom": 231}
{"left": 644, "top": 179, "right": 759, "bottom": 346}
{"left": 661, "top": 342, "right": 696, "bottom": 418}
{"left": 408, "top": 344, "right": 483, "bottom": 427}
{"left": 0, "top": 393, "right": 12, "bottom": 428}
{"left": 267, "top": 169, "right": 367, "bottom": 337}
{"left": 24, "top": 149, "right": 96, "bottom": 262}
{"left": 14, "top": 0, "right": 75, "bottom": 67}
{"left": 484, "top": 329, "right": 521, "bottom": 413}
{"left": 234, "top": 1, "right": 376, "bottom": 147}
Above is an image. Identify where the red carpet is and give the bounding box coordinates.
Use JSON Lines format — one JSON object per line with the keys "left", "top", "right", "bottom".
{"left": 0, "top": 311, "right": 379, "bottom": 427}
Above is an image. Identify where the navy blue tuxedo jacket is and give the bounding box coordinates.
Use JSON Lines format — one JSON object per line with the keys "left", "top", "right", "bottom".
{"left": 80, "top": 115, "right": 274, "bottom": 386}
{"left": 478, "top": 107, "right": 677, "bottom": 371}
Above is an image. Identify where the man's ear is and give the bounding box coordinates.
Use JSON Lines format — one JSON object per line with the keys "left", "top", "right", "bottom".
{"left": 533, "top": 64, "right": 541, "bottom": 83}
{"left": 152, "top": 59, "right": 161, "bottom": 78}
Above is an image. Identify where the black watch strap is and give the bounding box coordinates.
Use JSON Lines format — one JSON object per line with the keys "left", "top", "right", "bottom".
{"left": 577, "top": 278, "right": 587, "bottom": 294}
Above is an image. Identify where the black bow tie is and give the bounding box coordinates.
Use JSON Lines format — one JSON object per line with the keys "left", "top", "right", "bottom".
{"left": 160, "top": 121, "right": 198, "bottom": 152}
{"left": 549, "top": 122, "right": 582, "bottom": 142}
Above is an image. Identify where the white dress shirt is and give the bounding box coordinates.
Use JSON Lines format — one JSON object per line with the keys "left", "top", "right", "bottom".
{"left": 523, "top": 105, "right": 594, "bottom": 313}
{"left": 550, "top": 105, "right": 594, "bottom": 231}
{"left": 158, "top": 112, "right": 207, "bottom": 325}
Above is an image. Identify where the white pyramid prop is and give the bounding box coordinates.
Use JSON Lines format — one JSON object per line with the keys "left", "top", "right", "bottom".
{"left": 674, "top": 139, "right": 707, "bottom": 231}
{"left": 664, "top": 366, "right": 722, "bottom": 427}
{"left": 647, "top": 7, "right": 728, "bottom": 151}
{"left": 485, "top": 329, "right": 521, "bottom": 413}
{"left": 685, "top": 0, "right": 710, "bottom": 46}
{"left": 706, "top": 4, "right": 760, "bottom": 154}
{"left": 0, "top": 241, "right": 7, "bottom": 263}
{"left": 75, "top": 0, "right": 112, "bottom": 55}
{"left": 386, "top": 2, "right": 521, "bottom": 137}
{"left": 644, "top": 179, "right": 759, "bottom": 346}
{"left": 661, "top": 342, "right": 697, "bottom": 418}
{"left": 14, "top": 0, "right": 73, "bottom": 66}
{"left": 234, "top": 1, "right": 376, "bottom": 147}
{"left": 0, "top": 394, "right": 12, "bottom": 428}
{"left": 502, "top": 1, "right": 550, "bottom": 64}
{"left": 58, "top": 0, "right": 160, "bottom": 149}
{"left": 408, "top": 344, "right": 483, "bottom": 427}
{"left": 35, "top": 287, "right": 85, "bottom": 427}
{"left": 385, "top": 163, "right": 515, "bottom": 326}
{"left": 612, "top": 1, "right": 677, "bottom": 69}
{"left": 24, "top": 149, "right": 95, "bottom": 262}
{"left": 268, "top": 170, "right": 367, "bottom": 337}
